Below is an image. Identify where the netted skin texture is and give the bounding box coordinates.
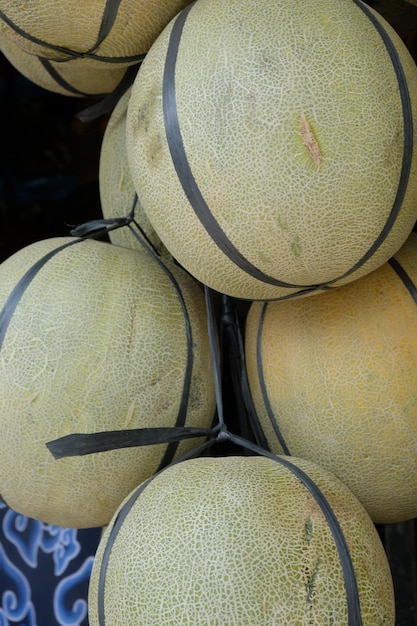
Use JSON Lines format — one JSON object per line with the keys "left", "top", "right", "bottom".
{"left": 245, "top": 231, "right": 417, "bottom": 524}
{"left": 126, "top": 0, "right": 417, "bottom": 301}
{"left": 0, "top": 237, "right": 216, "bottom": 528}
{"left": 88, "top": 455, "right": 395, "bottom": 626}
{"left": 0, "top": 0, "right": 193, "bottom": 69}
{"left": 0, "top": 33, "right": 127, "bottom": 96}
{"left": 99, "top": 87, "right": 166, "bottom": 253}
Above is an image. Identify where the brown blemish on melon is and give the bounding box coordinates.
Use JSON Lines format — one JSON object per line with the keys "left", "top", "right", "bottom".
{"left": 123, "top": 401, "right": 136, "bottom": 428}
{"left": 27, "top": 391, "right": 40, "bottom": 404}
{"left": 300, "top": 113, "right": 323, "bottom": 168}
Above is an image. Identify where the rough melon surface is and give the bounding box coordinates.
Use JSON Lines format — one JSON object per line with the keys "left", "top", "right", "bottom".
{"left": 127, "top": 0, "right": 417, "bottom": 300}
{"left": 245, "top": 231, "right": 417, "bottom": 524}
{"left": 0, "top": 237, "right": 215, "bottom": 528}
{"left": 99, "top": 87, "right": 165, "bottom": 253}
{"left": 88, "top": 455, "right": 395, "bottom": 625}
{"left": 0, "top": 33, "right": 127, "bottom": 96}
{"left": 0, "top": 0, "right": 193, "bottom": 69}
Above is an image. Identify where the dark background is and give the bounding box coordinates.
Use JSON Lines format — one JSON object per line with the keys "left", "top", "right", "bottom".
{"left": 0, "top": 53, "right": 108, "bottom": 265}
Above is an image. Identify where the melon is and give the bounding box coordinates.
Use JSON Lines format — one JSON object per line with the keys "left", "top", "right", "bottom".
{"left": 245, "top": 231, "right": 417, "bottom": 524}
{"left": 126, "top": 0, "right": 417, "bottom": 301}
{"left": 0, "top": 237, "right": 216, "bottom": 528}
{"left": 99, "top": 87, "right": 165, "bottom": 254}
{"left": 0, "top": 0, "right": 193, "bottom": 70}
{"left": 0, "top": 33, "right": 127, "bottom": 97}
{"left": 88, "top": 455, "right": 395, "bottom": 625}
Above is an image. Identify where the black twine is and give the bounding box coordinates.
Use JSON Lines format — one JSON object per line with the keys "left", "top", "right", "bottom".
{"left": 0, "top": 0, "right": 145, "bottom": 64}
{"left": 76, "top": 62, "right": 141, "bottom": 122}
{"left": 256, "top": 302, "right": 291, "bottom": 455}
{"left": 388, "top": 256, "right": 417, "bottom": 305}
{"left": 95, "top": 419, "right": 363, "bottom": 626}
{"left": 0, "top": 237, "right": 82, "bottom": 351}
{"left": 39, "top": 57, "right": 108, "bottom": 97}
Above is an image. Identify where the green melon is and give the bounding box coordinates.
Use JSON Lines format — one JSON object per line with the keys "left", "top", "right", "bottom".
{"left": 0, "top": 33, "right": 127, "bottom": 96}
{"left": 0, "top": 0, "right": 193, "bottom": 69}
{"left": 99, "top": 87, "right": 165, "bottom": 253}
{"left": 88, "top": 455, "right": 395, "bottom": 625}
{"left": 0, "top": 237, "right": 215, "bottom": 528}
{"left": 245, "top": 231, "right": 417, "bottom": 524}
{"left": 126, "top": 0, "right": 417, "bottom": 301}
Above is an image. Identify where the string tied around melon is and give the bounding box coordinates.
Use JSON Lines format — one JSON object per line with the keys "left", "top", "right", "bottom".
{"left": 0, "top": 204, "right": 365, "bottom": 622}
{"left": 41, "top": 249, "right": 364, "bottom": 624}
{"left": 75, "top": 63, "right": 142, "bottom": 122}
{"left": 0, "top": 0, "right": 145, "bottom": 65}
{"left": 0, "top": 197, "right": 213, "bottom": 473}
{"left": 133, "top": 0, "right": 416, "bottom": 302}
{"left": 0, "top": 1, "right": 143, "bottom": 120}
{"left": 0, "top": 199, "right": 256, "bottom": 461}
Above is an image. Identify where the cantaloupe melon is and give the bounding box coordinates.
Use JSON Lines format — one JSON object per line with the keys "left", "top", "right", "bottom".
{"left": 245, "top": 231, "right": 417, "bottom": 524}
{"left": 99, "top": 87, "right": 165, "bottom": 253}
{"left": 88, "top": 455, "right": 395, "bottom": 625}
{"left": 0, "top": 0, "right": 193, "bottom": 69}
{"left": 0, "top": 237, "right": 216, "bottom": 528}
{"left": 126, "top": 0, "right": 417, "bottom": 301}
{"left": 0, "top": 34, "right": 128, "bottom": 97}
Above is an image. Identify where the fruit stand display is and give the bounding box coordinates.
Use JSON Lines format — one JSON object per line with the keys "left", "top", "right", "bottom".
{"left": 1, "top": 0, "right": 417, "bottom": 624}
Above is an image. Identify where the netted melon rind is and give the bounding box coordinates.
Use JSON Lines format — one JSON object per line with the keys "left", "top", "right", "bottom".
{"left": 0, "top": 0, "right": 194, "bottom": 69}
{"left": 0, "top": 237, "right": 215, "bottom": 528}
{"left": 88, "top": 455, "right": 395, "bottom": 625}
{"left": 126, "top": 0, "right": 417, "bottom": 301}
{"left": 99, "top": 87, "right": 166, "bottom": 254}
{"left": 0, "top": 33, "right": 127, "bottom": 96}
{"left": 245, "top": 231, "right": 417, "bottom": 524}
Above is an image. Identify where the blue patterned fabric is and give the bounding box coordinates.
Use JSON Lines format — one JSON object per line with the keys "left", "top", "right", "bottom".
{"left": 0, "top": 500, "right": 101, "bottom": 626}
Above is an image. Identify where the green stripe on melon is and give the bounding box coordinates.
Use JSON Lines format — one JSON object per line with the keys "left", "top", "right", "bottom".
{"left": 0, "top": 237, "right": 215, "bottom": 528}
{"left": 88, "top": 455, "right": 395, "bottom": 625}
{"left": 126, "top": 0, "right": 417, "bottom": 301}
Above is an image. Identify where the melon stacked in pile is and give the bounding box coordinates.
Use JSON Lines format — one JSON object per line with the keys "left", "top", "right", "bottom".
{"left": 1, "top": 0, "right": 417, "bottom": 623}
{"left": 0, "top": 0, "right": 193, "bottom": 96}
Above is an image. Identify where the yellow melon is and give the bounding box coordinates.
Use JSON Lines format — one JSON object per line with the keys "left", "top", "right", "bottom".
{"left": 99, "top": 87, "right": 165, "bottom": 253}
{"left": 245, "top": 231, "right": 417, "bottom": 524}
{"left": 0, "top": 36, "right": 126, "bottom": 97}
{"left": 88, "top": 455, "right": 395, "bottom": 625}
{"left": 0, "top": 34, "right": 128, "bottom": 96}
{"left": 126, "top": 0, "right": 417, "bottom": 301}
{"left": 0, "top": 237, "right": 216, "bottom": 528}
{"left": 0, "top": 0, "right": 193, "bottom": 70}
